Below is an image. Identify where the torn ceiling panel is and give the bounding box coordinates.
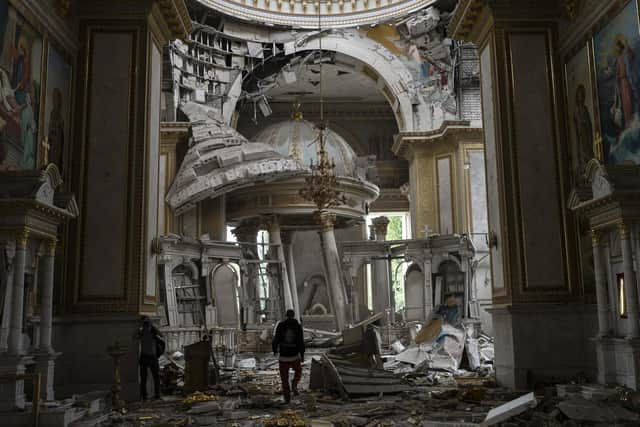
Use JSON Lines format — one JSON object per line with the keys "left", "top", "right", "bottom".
{"left": 166, "top": 102, "right": 307, "bottom": 216}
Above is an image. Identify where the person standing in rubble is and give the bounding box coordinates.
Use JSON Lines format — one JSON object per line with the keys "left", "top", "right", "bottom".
{"left": 133, "top": 315, "right": 164, "bottom": 400}
{"left": 272, "top": 309, "right": 305, "bottom": 403}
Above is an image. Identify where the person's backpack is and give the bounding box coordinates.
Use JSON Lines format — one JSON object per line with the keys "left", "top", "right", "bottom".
{"left": 155, "top": 335, "right": 166, "bottom": 358}
{"left": 281, "top": 324, "right": 297, "bottom": 349}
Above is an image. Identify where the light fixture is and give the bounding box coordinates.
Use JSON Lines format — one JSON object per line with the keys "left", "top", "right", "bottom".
{"left": 299, "top": 2, "right": 346, "bottom": 212}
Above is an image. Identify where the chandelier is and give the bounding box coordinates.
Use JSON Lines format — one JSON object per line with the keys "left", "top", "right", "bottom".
{"left": 299, "top": 3, "right": 346, "bottom": 211}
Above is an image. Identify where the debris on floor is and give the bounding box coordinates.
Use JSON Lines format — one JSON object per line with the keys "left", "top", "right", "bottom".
{"left": 88, "top": 313, "right": 640, "bottom": 427}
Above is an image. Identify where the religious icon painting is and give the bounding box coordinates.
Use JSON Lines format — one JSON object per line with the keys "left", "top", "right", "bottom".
{"left": 593, "top": 0, "right": 640, "bottom": 165}
{"left": 43, "top": 43, "right": 72, "bottom": 173}
{"left": 0, "top": 0, "right": 43, "bottom": 171}
{"left": 565, "top": 43, "right": 598, "bottom": 178}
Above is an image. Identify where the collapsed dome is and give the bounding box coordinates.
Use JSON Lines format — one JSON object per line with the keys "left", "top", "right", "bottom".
{"left": 252, "top": 118, "right": 359, "bottom": 179}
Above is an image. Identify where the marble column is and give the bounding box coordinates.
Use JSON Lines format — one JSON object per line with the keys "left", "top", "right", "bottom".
{"left": 345, "top": 262, "right": 360, "bottom": 323}
{"left": 233, "top": 220, "right": 261, "bottom": 325}
{"left": 591, "top": 230, "right": 609, "bottom": 337}
{"left": 317, "top": 231, "right": 336, "bottom": 316}
{"left": 34, "top": 239, "right": 59, "bottom": 401}
{"left": 0, "top": 241, "right": 15, "bottom": 352}
{"left": 38, "top": 239, "right": 55, "bottom": 352}
{"left": 282, "top": 231, "right": 301, "bottom": 320}
{"left": 0, "top": 230, "right": 29, "bottom": 411}
{"left": 372, "top": 217, "right": 392, "bottom": 323}
{"left": 620, "top": 223, "right": 640, "bottom": 338}
{"left": 318, "top": 211, "right": 349, "bottom": 331}
{"left": 265, "top": 216, "right": 293, "bottom": 313}
{"left": 8, "top": 230, "right": 28, "bottom": 356}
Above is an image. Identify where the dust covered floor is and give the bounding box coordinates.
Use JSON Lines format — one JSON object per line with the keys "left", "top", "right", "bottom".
{"left": 98, "top": 351, "right": 640, "bottom": 427}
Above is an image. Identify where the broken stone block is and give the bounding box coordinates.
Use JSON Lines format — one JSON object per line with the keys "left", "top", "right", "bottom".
{"left": 558, "top": 398, "right": 640, "bottom": 424}
{"left": 482, "top": 392, "right": 537, "bottom": 426}
{"left": 186, "top": 401, "right": 222, "bottom": 415}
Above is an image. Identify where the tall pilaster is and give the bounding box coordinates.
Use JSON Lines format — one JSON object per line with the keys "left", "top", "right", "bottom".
{"left": 61, "top": 0, "right": 192, "bottom": 400}
{"left": 318, "top": 211, "right": 349, "bottom": 331}
{"left": 282, "top": 231, "right": 301, "bottom": 320}
{"left": 8, "top": 230, "right": 28, "bottom": 356}
{"left": 591, "top": 230, "right": 609, "bottom": 337}
{"left": 620, "top": 223, "right": 639, "bottom": 338}
{"left": 450, "top": 0, "right": 591, "bottom": 388}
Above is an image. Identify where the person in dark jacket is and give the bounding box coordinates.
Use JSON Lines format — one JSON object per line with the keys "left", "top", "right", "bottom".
{"left": 133, "top": 316, "right": 163, "bottom": 400}
{"left": 272, "top": 309, "right": 305, "bottom": 403}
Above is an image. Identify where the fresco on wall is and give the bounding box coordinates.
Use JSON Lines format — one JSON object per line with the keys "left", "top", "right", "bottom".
{"left": 566, "top": 44, "right": 597, "bottom": 178}
{"left": 364, "top": 9, "right": 456, "bottom": 115}
{"left": 0, "top": 1, "right": 42, "bottom": 171}
{"left": 594, "top": 0, "right": 640, "bottom": 164}
{"left": 44, "top": 45, "right": 71, "bottom": 172}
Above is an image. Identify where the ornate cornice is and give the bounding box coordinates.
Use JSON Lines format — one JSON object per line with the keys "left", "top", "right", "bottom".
{"left": 449, "top": 0, "right": 485, "bottom": 42}
{"left": 157, "top": 0, "right": 193, "bottom": 40}
{"left": 392, "top": 120, "right": 482, "bottom": 159}
{"left": 196, "top": 0, "right": 438, "bottom": 29}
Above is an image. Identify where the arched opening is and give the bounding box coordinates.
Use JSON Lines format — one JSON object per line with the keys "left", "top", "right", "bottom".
{"left": 210, "top": 263, "right": 241, "bottom": 327}
{"left": 404, "top": 263, "right": 425, "bottom": 321}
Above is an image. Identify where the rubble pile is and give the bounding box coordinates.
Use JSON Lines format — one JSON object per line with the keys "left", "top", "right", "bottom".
{"left": 92, "top": 311, "right": 640, "bottom": 426}
{"left": 382, "top": 305, "right": 495, "bottom": 381}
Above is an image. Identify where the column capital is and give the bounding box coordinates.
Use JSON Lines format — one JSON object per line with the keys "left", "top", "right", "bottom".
{"left": 372, "top": 216, "right": 390, "bottom": 241}
{"left": 281, "top": 231, "right": 295, "bottom": 245}
{"left": 45, "top": 239, "right": 57, "bottom": 257}
{"left": 232, "top": 218, "right": 261, "bottom": 243}
{"left": 261, "top": 215, "right": 280, "bottom": 233}
{"left": 591, "top": 229, "right": 601, "bottom": 246}
{"left": 15, "top": 230, "right": 29, "bottom": 249}
{"left": 2, "top": 240, "right": 16, "bottom": 263}
{"left": 316, "top": 211, "right": 336, "bottom": 232}
{"left": 618, "top": 222, "right": 630, "bottom": 240}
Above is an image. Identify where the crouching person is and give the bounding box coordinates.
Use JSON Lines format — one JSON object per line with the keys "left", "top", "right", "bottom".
{"left": 272, "top": 309, "right": 305, "bottom": 403}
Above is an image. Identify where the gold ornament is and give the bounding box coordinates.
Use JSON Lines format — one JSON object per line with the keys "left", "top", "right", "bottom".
{"left": 16, "top": 230, "right": 29, "bottom": 249}
{"left": 618, "top": 223, "right": 629, "bottom": 240}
